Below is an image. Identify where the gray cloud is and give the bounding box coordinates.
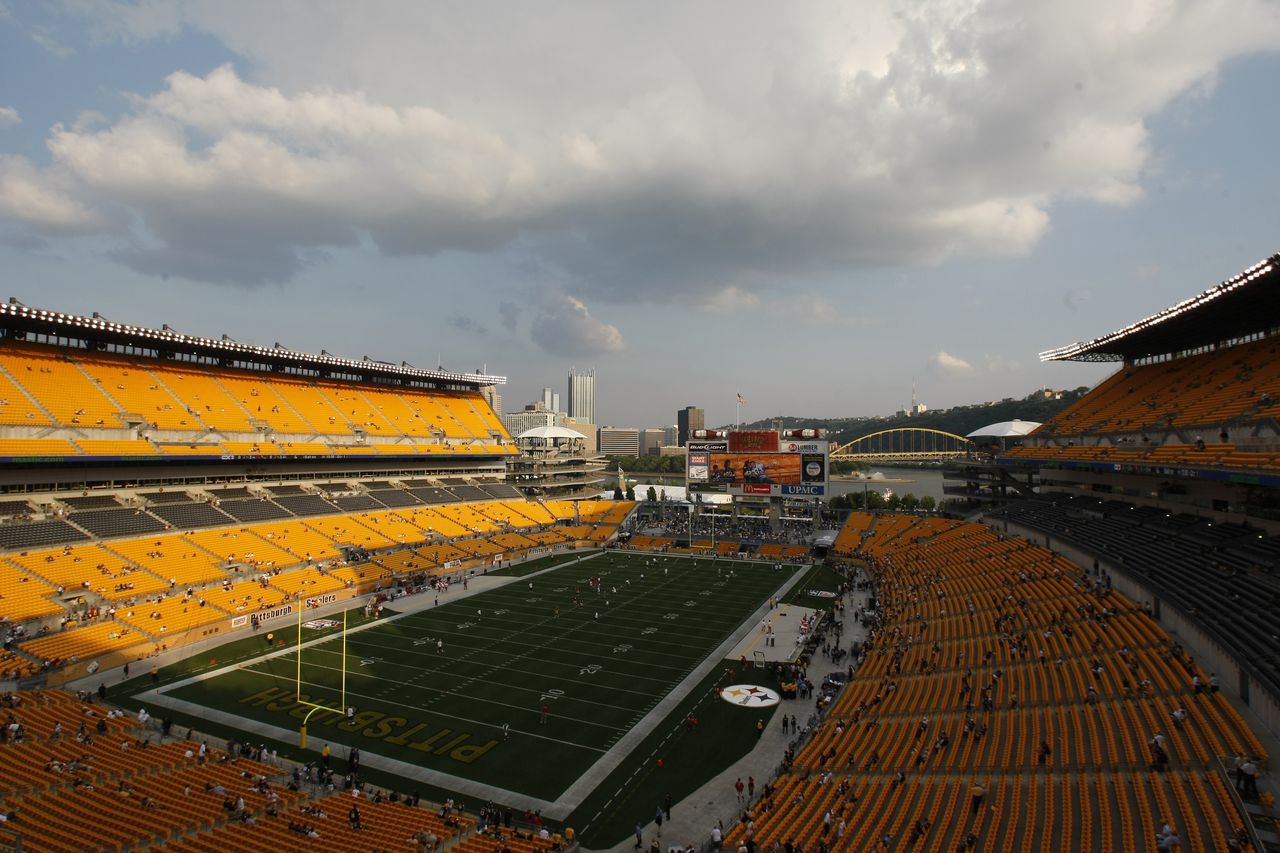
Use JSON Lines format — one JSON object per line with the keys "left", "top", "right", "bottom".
{"left": 2, "top": 1, "right": 1278, "bottom": 297}
{"left": 528, "top": 289, "right": 625, "bottom": 358}
{"left": 449, "top": 314, "right": 487, "bottom": 335}
{"left": 497, "top": 300, "right": 520, "bottom": 333}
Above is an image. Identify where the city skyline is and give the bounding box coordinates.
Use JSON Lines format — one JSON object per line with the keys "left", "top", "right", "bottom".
{"left": 1, "top": 4, "right": 1278, "bottom": 427}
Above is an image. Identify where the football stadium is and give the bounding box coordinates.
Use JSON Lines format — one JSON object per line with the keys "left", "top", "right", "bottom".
{"left": 0, "top": 252, "right": 1273, "bottom": 852}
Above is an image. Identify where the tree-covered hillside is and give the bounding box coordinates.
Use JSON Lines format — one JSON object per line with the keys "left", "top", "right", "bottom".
{"left": 732, "top": 387, "right": 1090, "bottom": 444}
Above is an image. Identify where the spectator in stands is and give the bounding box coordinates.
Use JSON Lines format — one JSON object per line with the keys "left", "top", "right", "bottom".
{"left": 1237, "top": 758, "right": 1259, "bottom": 799}
{"left": 1156, "top": 825, "right": 1182, "bottom": 849}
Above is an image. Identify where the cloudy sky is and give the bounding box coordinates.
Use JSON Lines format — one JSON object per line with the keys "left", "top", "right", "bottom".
{"left": 1, "top": 1, "right": 1278, "bottom": 429}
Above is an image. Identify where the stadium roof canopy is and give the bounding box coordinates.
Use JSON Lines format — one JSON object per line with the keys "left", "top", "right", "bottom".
{"left": 516, "top": 425, "right": 586, "bottom": 440}
{"left": 1040, "top": 254, "right": 1279, "bottom": 363}
{"left": 0, "top": 299, "right": 506, "bottom": 388}
{"left": 968, "top": 420, "right": 1041, "bottom": 438}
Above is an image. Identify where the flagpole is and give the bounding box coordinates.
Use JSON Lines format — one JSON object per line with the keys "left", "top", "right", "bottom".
{"left": 735, "top": 397, "right": 740, "bottom": 429}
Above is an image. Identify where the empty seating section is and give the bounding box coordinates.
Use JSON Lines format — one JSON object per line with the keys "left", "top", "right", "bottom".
{"left": 214, "top": 373, "right": 313, "bottom": 434}
{"left": 476, "top": 502, "right": 539, "bottom": 528}
{"left": 8, "top": 544, "right": 169, "bottom": 600}
{"left": 438, "top": 394, "right": 492, "bottom": 438}
{"left": 0, "top": 519, "right": 89, "bottom": 550}
{"left": 513, "top": 501, "right": 556, "bottom": 525}
{"left": 0, "top": 690, "right": 324, "bottom": 853}
{"left": 73, "top": 439, "right": 159, "bottom": 457}
{"left": 0, "top": 342, "right": 518, "bottom": 460}
{"left": 66, "top": 507, "right": 167, "bottom": 538}
{"left": 183, "top": 529, "right": 297, "bottom": 571}
{"left": 0, "top": 500, "right": 30, "bottom": 518}
{"left": 727, "top": 513, "right": 1260, "bottom": 852}
{"left": 106, "top": 536, "right": 230, "bottom": 586}
{"left": 265, "top": 566, "right": 347, "bottom": 598}
{"left": 141, "top": 489, "right": 199, "bottom": 504}
{"left": 0, "top": 439, "right": 79, "bottom": 458}
{"left": 22, "top": 620, "right": 146, "bottom": 663}
{"left": 448, "top": 485, "right": 493, "bottom": 502}
{"left": 431, "top": 504, "right": 498, "bottom": 535}
{"left": 303, "top": 516, "right": 396, "bottom": 550}
{"left": 349, "top": 510, "right": 434, "bottom": 546}
{"left": 164, "top": 790, "right": 474, "bottom": 853}
{"left": 217, "top": 498, "right": 292, "bottom": 523}
{"left": 1002, "top": 442, "right": 1280, "bottom": 472}
{"left": 249, "top": 522, "right": 343, "bottom": 563}
{"left": 270, "top": 494, "right": 339, "bottom": 517}
{"left": 327, "top": 562, "right": 392, "bottom": 589}
{"left": 366, "top": 488, "right": 422, "bottom": 508}
{"left": 152, "top": 363, "right": 254, "bottom": 432}
{"left": 148, "top": 501, "right": 235, "bottom": 530}
{"left": 5, "top": 499, "right": 631, "bottom": 666}
{"left": 0, "top": 369, "right": 51, "bottom": 425}
{"left": 0, "top": 344, "right": 119, "bottom": 426}
{"left": 0, "top": 562, "right": 63, "bottom": 622}
{"left": 1035, "top": 335, "right": 1280, "bottom": 439}
{"left": 59, "top": 495, "right": 121, "bottom": 510}
{"left": 196, "top": 582, "right": 288, "bottom": 614}
{"left": 330, "top": 494, "right": 381, "bottom": 512}
{"left": 111, "top": 593, "right": 228, "bottom": 637}
{"left": 991, "top": 494, "right": 1280, "bottom": 695}
{"left": 73, "top": 355, "right": 198, "bottom": 430}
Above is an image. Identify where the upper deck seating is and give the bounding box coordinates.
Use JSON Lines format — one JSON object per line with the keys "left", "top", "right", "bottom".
{"left": 1035, "top": 335, "right": 1280, "bottom": 439}
{"left": 0, "top": 340, "right": 512, "bottom": 456}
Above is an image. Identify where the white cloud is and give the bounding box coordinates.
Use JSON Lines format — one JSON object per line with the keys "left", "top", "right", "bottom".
{"left": 984, "top": 353, "right": 1022, "bottom": 373}
{"left": 0, "top": 107, "right": 20, "bottom": 127}
{"left": 699, "top": 286, "right": 760, "bottom": 313}
{"left": 5, "top": 1, "right": 1279, "bottom": 293}
{"left": 528, "top": 290, "right": 625, "bottom": 358}
{"left": 767, "top": 295, "right": 838, "bottom": 324}
{"left": 0, "top": 155, "right": 101, "bottom": 230}
{"left": 931, "top": 350, "right": 976, "bottom": 375}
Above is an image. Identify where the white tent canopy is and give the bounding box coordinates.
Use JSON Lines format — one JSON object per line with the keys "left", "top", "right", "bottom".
{"left": 967, "top": 419, "right": 1041, "bottom": 438}
{"left": 515, "top": 425, "right": 586, "bottom": 440}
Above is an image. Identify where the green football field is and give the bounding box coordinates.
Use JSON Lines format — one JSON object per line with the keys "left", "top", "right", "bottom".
{"left": 150, "top": 552, "right": 794, "bottom": 803}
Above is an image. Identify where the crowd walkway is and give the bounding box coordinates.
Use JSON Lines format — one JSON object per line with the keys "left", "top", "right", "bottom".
{"left": 596, "top": 587, "right": 870, "bottom": 853}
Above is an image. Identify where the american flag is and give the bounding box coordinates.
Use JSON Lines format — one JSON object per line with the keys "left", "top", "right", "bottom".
{"left": 736, "top": 393, "right": 747, "bottom": 405}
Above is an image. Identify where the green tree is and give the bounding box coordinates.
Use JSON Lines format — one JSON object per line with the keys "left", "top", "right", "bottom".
{"left": 646, "top": 486, "right": 658, "bottom": 502}
{"left": 900, "top": 493, "right": 920, "bottom": 511}
{"left": 613, "top": 486, "right": 625, "bottom": 500}
{"left": 625, "top": 486, "right": 636, "bottom": 501}
{"left": 865, "top": 490, "right": 885, "bottom": 510}
{"left": 919, "top": 495, "right": 937, "bottom": 512}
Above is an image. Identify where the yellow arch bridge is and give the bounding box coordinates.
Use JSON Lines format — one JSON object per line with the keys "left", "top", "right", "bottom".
{"left": 831, "top": 427, "right": 974, "bottom": 462}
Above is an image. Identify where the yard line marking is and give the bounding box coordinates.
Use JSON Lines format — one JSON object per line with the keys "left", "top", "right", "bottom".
{"left": 236, "top": 666, "right": 619, "bottom": 745}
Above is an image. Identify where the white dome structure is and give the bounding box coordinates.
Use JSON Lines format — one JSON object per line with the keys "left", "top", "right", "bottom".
{"left": 515, "top": 425, "right": 587, "bottom": 440}
{"left": 967, "top": 419, "right": 1041, "bottom": 439}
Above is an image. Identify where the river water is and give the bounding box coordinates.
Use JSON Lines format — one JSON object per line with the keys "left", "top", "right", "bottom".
{"left": 828, "top": 465, "right": 947, "bottom": 502}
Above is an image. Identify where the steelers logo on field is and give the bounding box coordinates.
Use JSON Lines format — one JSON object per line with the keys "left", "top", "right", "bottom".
{"left": 720, "top": 684, "right": 782, "bottom": 708}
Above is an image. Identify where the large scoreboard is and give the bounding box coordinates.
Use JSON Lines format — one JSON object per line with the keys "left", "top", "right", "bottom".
{"left": 687, "top": 429, "right": 829, "bottom": 497}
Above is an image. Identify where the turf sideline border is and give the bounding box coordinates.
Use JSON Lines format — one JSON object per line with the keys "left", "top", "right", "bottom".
{"left": 131, "top": 553, "right": 810, "bottom": 819}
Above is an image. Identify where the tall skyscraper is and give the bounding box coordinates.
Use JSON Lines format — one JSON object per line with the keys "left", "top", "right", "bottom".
{"left": 567, "top": 367, "right": 596, "bottom": 425}
{"left": 540, "top": 387, "right": 561, "bottom": 413}
{"left": 677, "top": 405, "right": 704, "bottom": 447}
{"left": 480, "top": 386, "right": 502, "bottom": 420}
